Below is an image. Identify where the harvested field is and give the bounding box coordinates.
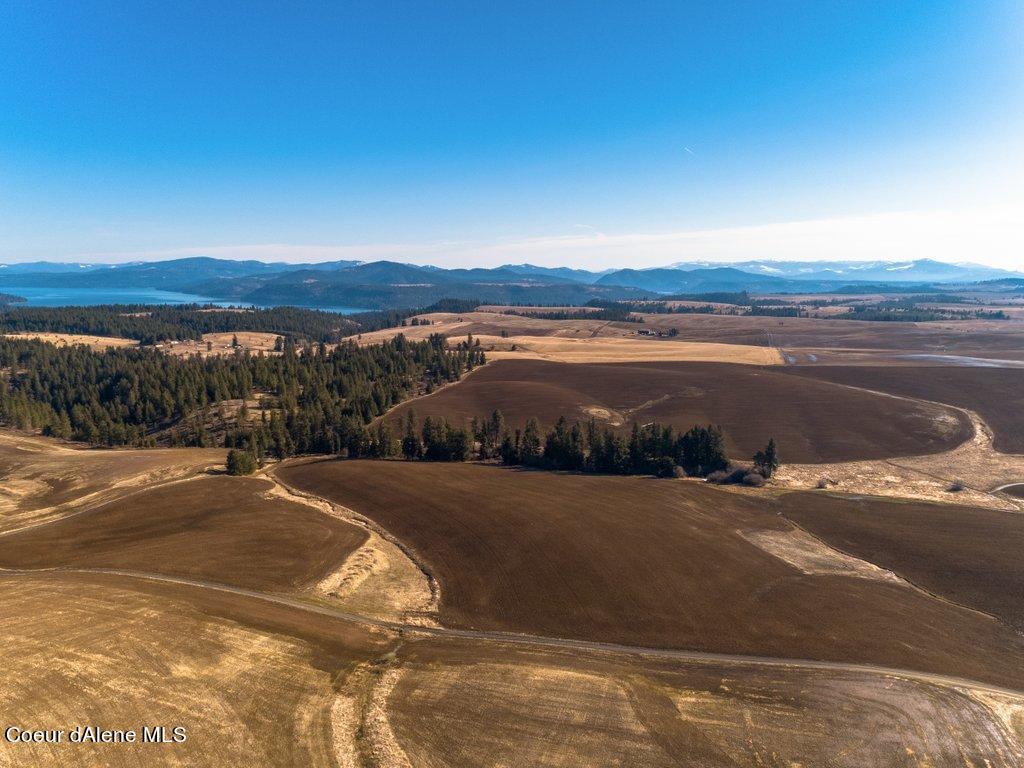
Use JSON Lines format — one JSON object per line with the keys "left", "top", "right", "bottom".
{"left": 387, "top": 638, "right": 1024, "bottom": 768}
{"left": 473, "top": 335, "right": 782, "bottom": 364}
{"left": 0, "top": 572, "right": 390, "bottom": 768}
{"left": 635, "top": 313, "right": 1024, "bottom": 358}
{"left": 779, "top": 492, "right": 1024, "bottom": 630}
{"left": 385, "top": 359, "right": 971, "bottom": 463}
{"left": 779, "top": 364, "right": 1024, "bottom": 453}
{"left": 357, "top": 313, "right": 782, "bottom": 364}
{"left": 3, "top": 531, "right": 1021, "bottom": 766}
{"left": 475, "top": 304, "right": 604, "bottom": 314}
{"left": 278, "top": 459, "right": 1024, "bottom": 689}
{"left": 352, "top": 311, "right": 614, "bottom": 344}
{"left": 0, "top": 474, "right": 367, "bottom": 593}
{"left": 358, "top": 310, "right": 1024, "bottom": 360}
{"left": 1, "top": 331, "right": 138, "bottom": 349}
{"left": 4, "top": 427, "right": 1024, "bottom": 765}
{"left": 0, "top": 430, "right": 223, "bottom": 532}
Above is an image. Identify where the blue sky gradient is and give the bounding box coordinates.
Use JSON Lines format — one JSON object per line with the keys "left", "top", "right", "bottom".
{"left": 1, "top": 1, "right": 1021, "bottom": 267}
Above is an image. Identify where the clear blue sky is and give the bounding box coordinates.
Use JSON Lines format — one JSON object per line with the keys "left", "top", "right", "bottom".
{"left": 1, "top": 1, "right": 1021, "bottom": 267}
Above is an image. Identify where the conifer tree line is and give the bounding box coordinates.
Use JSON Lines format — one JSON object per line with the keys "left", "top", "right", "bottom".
{"left": 395, "top": 409, "right": 777, "bottom": 479}
{"left": 0, "top": 333, "right": 484, "bottom": 454}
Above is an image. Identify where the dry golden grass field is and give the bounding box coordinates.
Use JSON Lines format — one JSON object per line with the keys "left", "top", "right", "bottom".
{"left": 2, "top": 331, "right": 139, "bottom": 350}
{"left": 470, "top": 334, "right": 782, "bottom": 364}
{"left": 0, "top": 431, "right": 223, "bottom": 532}
{"left": 159, "top": 331, "right": 282, "bottom": 357}
{"left": 355, "top": 308, "right": 1024, "bottom": 361}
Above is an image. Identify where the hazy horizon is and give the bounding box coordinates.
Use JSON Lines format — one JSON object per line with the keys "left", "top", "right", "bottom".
{"left": 0, "top": 248, "right": 1019, "bottom": 273}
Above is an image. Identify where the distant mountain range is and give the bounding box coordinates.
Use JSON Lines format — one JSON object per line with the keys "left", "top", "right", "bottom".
{"left": 666, "top": 259, "right": 1020, "bottom": 284}
{"left": 0, "top": 256, "right": 1019, "bottom": 309}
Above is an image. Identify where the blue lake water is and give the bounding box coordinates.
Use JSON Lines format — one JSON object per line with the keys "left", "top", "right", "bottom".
{"left": 1, "top": 286, "right": 366, "bottom": 314}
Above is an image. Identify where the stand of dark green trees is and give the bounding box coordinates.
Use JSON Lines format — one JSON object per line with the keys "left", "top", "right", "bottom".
{"left": 399, "top": 410, "right": 737, "bottom": 478}
{"left": 0, "top": 333, "right": 483, "bottom": 457}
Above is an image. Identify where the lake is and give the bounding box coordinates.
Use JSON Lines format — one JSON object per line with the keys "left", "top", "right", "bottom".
{"left": 1, "top": 286, "right": 366, "bottom": 314}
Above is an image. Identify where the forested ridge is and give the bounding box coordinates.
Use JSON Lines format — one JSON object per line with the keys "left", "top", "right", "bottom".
{"left": 0, "top": 333, "right": 484, "bottom": 455}
{"left": 0, "top": 298, "right": 482, "bottom": 345}
{"left": 0, "top": 305, "right": 357, "bottom": 344}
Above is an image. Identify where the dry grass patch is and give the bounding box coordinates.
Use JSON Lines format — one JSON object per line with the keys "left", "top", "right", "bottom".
{"left": 389, "top": 639, "right": 1024, "bottom": 768}
{"left": 0, "top": 574, "right": 389, "bottom": 768}
{"left": 159, "top": 331, "right": 282, "bottom": 357}
{"left": 2, "top": 331, "right": 138, "bottom": 350}
{"left": 475, "top": 335, "right": 783, "bottom": 364}
{"left": 0, "top": 431, "right": 223, "bottom": 533}
{"left": 739, "top": 527, "right": 904, "bottom": 582}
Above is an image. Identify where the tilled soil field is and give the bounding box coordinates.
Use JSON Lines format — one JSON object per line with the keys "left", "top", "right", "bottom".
{"left": 778, "top": 491, "right": 1024, "bottom": 630}
{"left": 0, "top": 474, "right": 367, "bottom": 592}
{"left": 385, "top": 359, "right": 972, "bottom": 463}
{"left": 278, "top": 459, "right": 1024, "bottom": 690}
{"left": 778, "top": 364, "right": 1024, "bottom": 453}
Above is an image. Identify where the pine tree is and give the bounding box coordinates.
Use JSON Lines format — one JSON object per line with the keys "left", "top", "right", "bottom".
{"left": 753, "top": 438, "right": 780, "bottom": 478}
{"left": 226, "top": 448, "right": 257, "bottom": 475}
{"left": 521, "top": 418, "right": 542, "bottom": 465}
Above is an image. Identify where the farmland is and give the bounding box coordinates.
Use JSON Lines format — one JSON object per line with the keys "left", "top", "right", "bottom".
{"left": 3, "top": 431, "right": 1024, "bottom": 766}
{"left": 276, "top": 459, "right": 1024, "bottom": 691}
{"left": 385, "top": 358, "right": 970, "bottom": 463}
{"left": 354, "top": 308, "right": 1024, "bottom": 361}
{"left": 0, "top": 474, "right": 368, "bottom": 592}
{"left": 0, "top": 572, "right": 391, "bottom": 768}
{"left": 386, "top": 638, "right": 1024, "bottom": 767}
{"left": 778, "top": 491, "right": 1024, "bottom": 630}
{"left": 0, "top": 431, "right": 223, "bottom": 532}
{"left": 3, "top": 299, "right": 1024, "bottom": 765}
{"left": 7, "top": 0, "right": 1024, "bottom": 759}
{"left": 778, "top": 364, "right": 1024, "bottom": 452}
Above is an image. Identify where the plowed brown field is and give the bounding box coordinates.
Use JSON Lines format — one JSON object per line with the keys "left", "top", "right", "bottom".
{"left": 779, "top": 364, "right": 1024, "bottom": 453}
{"left": 385, "top": 359, "right": 971, "bottom": 463}
{"left": 0, "top": 474, "right": 367, "bottom": 592}
{"left": 277, "top": 459, "right": 1024, "bottom": 690}
{"left": 779, "top": 491, "right": 1024, "bottom": 630}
